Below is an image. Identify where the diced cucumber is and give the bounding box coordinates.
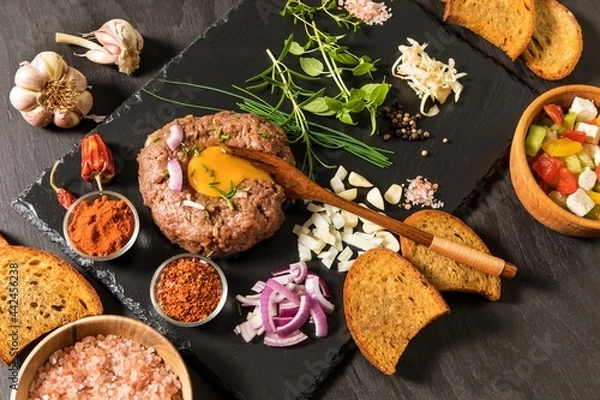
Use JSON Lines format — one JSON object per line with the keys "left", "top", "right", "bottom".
{"left": 577, "top": 150, "right": 596, "bottom": 169}
{"left": 548, "top": 191, "right": 568, "bottom": 209}
{"left": 525, "top": 124, "right": 547, "bottom": 156}
{"left": 563, "top": 112, "right": 577, "bottom": 130}
{"left": 584, "top": 204, "right": 600, "bottom": 220}
{"left": 594, "top": 182, "right": 600, "bottom": 192}
{"left": 550, "top": 123, "right": 564, "bottom": 134}
{"left": 564, "top": 154, "right": 583, "bottom": 174}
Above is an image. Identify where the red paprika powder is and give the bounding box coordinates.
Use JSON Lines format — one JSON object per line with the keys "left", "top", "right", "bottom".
{"left": 67, "top": 194, "right": 135, "bottom": 257}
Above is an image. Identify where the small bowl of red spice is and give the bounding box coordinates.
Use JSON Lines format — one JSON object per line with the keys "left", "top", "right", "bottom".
{"left": 150, "top": 254, "right": 228, "bottom": 327}
{"left": 63, "top": 190, "right": 140, "bottom": 261}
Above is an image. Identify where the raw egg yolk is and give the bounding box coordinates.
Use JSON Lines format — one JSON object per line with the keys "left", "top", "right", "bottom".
{"left": 187, "top": 146, "right": 272, "bottom": 196}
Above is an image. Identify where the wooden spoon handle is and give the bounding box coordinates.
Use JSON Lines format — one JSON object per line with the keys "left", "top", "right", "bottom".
{"left": 429, "top": 236, "right": 517, "bottom": 279}
{"left": 314, "top": 189, "right": 516, "bottom": 279}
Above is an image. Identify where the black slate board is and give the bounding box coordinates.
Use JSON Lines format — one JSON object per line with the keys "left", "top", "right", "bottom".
{"left": 13, "top": 1, "right": 536, "bottom": 399}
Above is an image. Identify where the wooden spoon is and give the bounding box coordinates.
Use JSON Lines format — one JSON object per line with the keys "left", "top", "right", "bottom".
{"left": 225, "top": 146, "right": 517, "bottom": 279}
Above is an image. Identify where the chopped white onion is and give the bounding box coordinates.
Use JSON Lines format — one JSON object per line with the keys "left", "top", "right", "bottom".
{"left": 330, "top": 175, "right": 345, "bottom": 194}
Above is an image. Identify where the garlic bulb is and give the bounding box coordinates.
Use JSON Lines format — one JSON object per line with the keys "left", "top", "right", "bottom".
{"left": 55, "top": 19, "right": 143, "bottom": 75}
{"left": 9, "top": 51, "right": 93, "bottom": 128}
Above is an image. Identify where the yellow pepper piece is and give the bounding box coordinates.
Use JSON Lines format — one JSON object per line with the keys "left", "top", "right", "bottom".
{"left": 587, "top": 190, "right": 600, "bottom": 205}
{"left": 541, "top": 138, "right": 583, "bottom": 157}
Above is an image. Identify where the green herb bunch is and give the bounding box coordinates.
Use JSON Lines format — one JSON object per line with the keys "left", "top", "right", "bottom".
{"left": 248, "top": 0, "right": 390, "bottom": 136}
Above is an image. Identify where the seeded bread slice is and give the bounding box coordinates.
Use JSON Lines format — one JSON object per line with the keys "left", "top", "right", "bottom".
{"left": 343, "top": 248, "right": 450, "bottom": 375}
{"left": 443, "top": 0, "right": 536, "bottom": 61}
{"left": 400, "top": 210, "right": 501, "bottom": 301}
{"left": 0, "top": 237, "right": 103, "bottom": 364}
{"left": 521, "top": 0, "right": 582, "bottom": 80}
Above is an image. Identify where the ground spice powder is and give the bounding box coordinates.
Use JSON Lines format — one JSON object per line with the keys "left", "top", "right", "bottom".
{"left": 67, "top": 195, "right": 135, "bottom": 257}
{"left": 155, "top": 257, "right": 222, "bottom": 323}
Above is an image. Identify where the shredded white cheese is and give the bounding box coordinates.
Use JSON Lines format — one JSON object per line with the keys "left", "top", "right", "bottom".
{"left": 391, "top": 37, "right": 467, "bottom": 117}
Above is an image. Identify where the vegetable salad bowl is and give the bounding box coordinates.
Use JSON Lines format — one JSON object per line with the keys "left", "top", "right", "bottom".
{"left": 510, "top": 84, "right": 600, "bottom": 237}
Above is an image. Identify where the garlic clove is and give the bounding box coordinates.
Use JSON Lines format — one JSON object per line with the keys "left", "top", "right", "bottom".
{"left": 22, "top": 106, "right": 53, "bottom": 128}
{"left": 82, "top": 48, "right": 117, "bottom": 65}
{"left": 53, "top": 110, "right": 81, "bottom": 129}
{"left": 13, "top": 63, "right": 47, "bottom": 91}
{"left": 9, "top": 86, "right": 39, "bottom": 112}
{"left": 58, "top": 19, "right": 143, "bottom": 75}
{"left": 30, "top": 52, "right": 67, "bottom": 81}
{"left": 64, "top": 67, "right": 88, "bottom": 91}
{"left": 73, "top": 90, "right": 93, "bottom": 115}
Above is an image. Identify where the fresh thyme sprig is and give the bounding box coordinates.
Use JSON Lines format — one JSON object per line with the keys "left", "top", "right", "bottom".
{"left": 143, "top": 80, "right": 393, "bottom": 178}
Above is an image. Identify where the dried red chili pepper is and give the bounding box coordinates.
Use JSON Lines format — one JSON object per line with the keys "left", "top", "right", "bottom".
{"left": 49, "top": 160, "right": 77, "bottom": 209}
{"left": 81, "top": 132, "right": 115, "bottom": 191}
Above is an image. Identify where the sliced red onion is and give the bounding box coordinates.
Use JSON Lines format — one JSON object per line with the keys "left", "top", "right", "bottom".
{"left": 289, "top": 261, "right": 308, "bottom": 283}
{"left": 277, "top": 295, "right": 312, "bottom": 337}
{"left": 235, "top": 294, "right": 260, "bottom": 307}
{"left": 309, "top": 298, "right": 328, "bottom": 337}
{"left": 305, "top": 274, "right": 335, "bottom": 314}
{"left": 278, "top": 302, "right": 300, "bottom": 318}
{"left": 264, "top": 331, "right": 308, "bottom": 347}
{"left": 272, "top": 316, "right": 294, "bottom": 327}
{"left": 167, "top": 159, "right": 182, "bottom": 192}
{"left": 265, "top": 278, "right": 299, "bottom": 304}
{"left": 307, "top": 271, "right": 331, "bottom": 297}
{"left": 259, "top": 286, "right": 277, "bottom": 334}
{"left": 235, "top": 263, "right": 335, "bottom": 347}
{"left": 167, "top": 124, "right": 184, "bottom": 151}
{"left": 251, "top": 280, "right": 266, "bottom": 293}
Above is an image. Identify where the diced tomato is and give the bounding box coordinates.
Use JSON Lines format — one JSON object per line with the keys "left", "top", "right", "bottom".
{"left": 531, "top": 152, "right": 564, "bottom": 186}
{"left": 543, "top": 103, "right": 564, "bottom": 126}
{"left": 561, "top": 130, "right": 587, "bottom": 143}
{"left": 556, "top": 167, "right": 578, "bottom": 195}
{"left": 596, "top": 164, "right": 600, "bottom": 181}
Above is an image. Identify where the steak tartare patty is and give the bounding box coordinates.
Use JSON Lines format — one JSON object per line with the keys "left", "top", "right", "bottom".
{"left": 137, "top": 111, "right": 294, "bottom": 257}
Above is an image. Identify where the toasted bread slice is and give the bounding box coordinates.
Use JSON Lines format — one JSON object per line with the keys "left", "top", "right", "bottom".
{"left": 443, "top": 0, "right": 536, "bottom": 61}
{"left": 343, "top": 248, "right": 449, "bottom": 375}
{"left": 522, "top": 0, "right": 582, "bottom": 80}
{"left": 400, "top": 210, "right": 501, "bottom": 301}
{"left": 0, "top": 238, "right": 103, "bottom": 364}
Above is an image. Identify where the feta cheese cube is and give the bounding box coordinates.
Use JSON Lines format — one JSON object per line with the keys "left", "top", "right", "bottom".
{"left": 578, "top": 167, "right": 597, "bottom": 190}
{"left": 569, "top": 97, "right": 598, "bottom": 122}
{"left": 575, "top": 121, "right": 600, "bottom": 145}
{"left": 566, "top": 188, "right": 595, "bottom": 217}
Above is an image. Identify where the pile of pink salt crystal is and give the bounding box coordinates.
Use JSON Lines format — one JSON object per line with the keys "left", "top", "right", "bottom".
{"left": 28, "top": 334, "right": 183, "bottom": 400}
{"left": 401, "top": 175, "right": 445, "bottom": 210}
{"left": 339, "top": 0, "right": 392, "bottom": 25}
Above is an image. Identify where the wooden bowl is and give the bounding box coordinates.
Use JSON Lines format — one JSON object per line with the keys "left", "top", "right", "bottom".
{"left": 11, "top": 315, "right": 193, "bottom": 400}
{"left": 509, "top": 84, "right": 600, "bottom": 237}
